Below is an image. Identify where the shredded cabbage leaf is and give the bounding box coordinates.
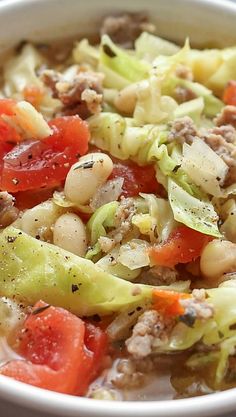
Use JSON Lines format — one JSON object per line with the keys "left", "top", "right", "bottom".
{"left": 168, "top": 179, "right": 221, "bottom": 237}
{"left": 99, "top": 35, "right": 150, "bottom": 90}
{"left": 158, "top": 287, "right": 236, "bottom": 385}
{"left": 135, "top": 32, "right": 180, "bottom": 62}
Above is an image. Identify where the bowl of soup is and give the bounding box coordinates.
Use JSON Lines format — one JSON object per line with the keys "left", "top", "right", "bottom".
{"left": 0, "top": 0, "right": 236, "bottom": 416}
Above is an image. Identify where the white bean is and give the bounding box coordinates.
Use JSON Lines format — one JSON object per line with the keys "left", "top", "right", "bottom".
{"left": 200, "top": 239, "right": 236, "bottom": 280}
{"left": 18, "top": 200, "right": 64, "bottom": 242}
{"left": 114, "top": 80, "right": 148, "bottom": 115}
{"left": 53, "top": 213, "right": 87, "bottom": 257}
{"left": 64, "top": 152, "right": 113, "bottom": 205}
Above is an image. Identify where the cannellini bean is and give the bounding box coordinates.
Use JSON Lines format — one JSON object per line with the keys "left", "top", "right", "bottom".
{"left": 53, "top": 213, "right": 87, "bottom": 257}
{"left": 17, "top": 200, "right": 64, "bottom": 242}
{"left": 114, "top": 82, "right": 146, "bottom": 114}
{"left": 64, "top": 152, "right": 113, "bottom": 205}
{"left": 200, "top": 239, "right": 236, "bottom": 280}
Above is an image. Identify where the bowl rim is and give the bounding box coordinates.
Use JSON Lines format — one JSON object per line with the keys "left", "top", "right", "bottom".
{"left": 1, "top": 375, "right": 236, "bottom": 417}
{"left": 1, "top": 0, "right": 236, "bottom": 415}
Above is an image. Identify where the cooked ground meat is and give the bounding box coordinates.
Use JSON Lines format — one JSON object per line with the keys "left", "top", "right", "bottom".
{"left": 175, "top": 65, "right": 193, "bottom": 81}
{"left": 0, "top": 192, "right": 19, "bottom": 228}
{"left": 126, "top": 310, "right": 173, "bottom": 359}
{"left": 214, "top": 105, "right": 236, "bottom": 128}
{"left": 100, "top": 13, "right": 155, "bottom": 48}
{"left": 180, "top": 289, "right": 214, "bottom": 324}
{"left": 138, "top": 265, "right": 178, "bottom": 286}
{"left": 174, "top": 86, "right": 197, "bottom": 104}
{"left": 42, "top": 69, "right": 103, "bottom": 119}
{"left": 108, "top": 197, "right": 136, "bottom": 245}
{"left": 203, "top": 125, "right": 236, "bottom": 187}
{"left": 167, "top": 116, "right": 198, "bottom": 144}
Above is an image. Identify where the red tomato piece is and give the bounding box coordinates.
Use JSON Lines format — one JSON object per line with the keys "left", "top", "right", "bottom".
{"left": 0, "top": 119, "right": 20, "bottom": 143}
{"left": 110, "top": 159, "right": 160, "bottom": 197}
{"left": 0, "top": 116, "right": 89, "bottom": 192}
{"left": 223, "top": 80, "right": 236, "bottom": 105}
{"left": 0, "top": 302, "right": 107, "bottom": 396}
{"left": 84, "top": 322, "right": 108, "bottom": 382}
{"left": 152, "top": 289, "right": 191, "bottom": 317}
{"left": 23, "top": 85, "right": 44, "bottom": 110}
{"left": 0, "top": 98, "right": 16, "bottom": 116}
{"left": 149, "top": 226, "right": 212, "bottom": 267}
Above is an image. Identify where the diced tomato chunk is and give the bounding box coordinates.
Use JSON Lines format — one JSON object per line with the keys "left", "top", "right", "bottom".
{"left": 0, "top": 98, "right": 16, "bottom": 116}
{"left": 223, "top": 80, "right": 236, "bottom": 105}
{"left": 0, "top": 301, "right": 107, "bottom": 395}
{"left": 149, "top": 226, "right": 212, "bottom": 267}
{"left": 0, "top": 119, "right": 20, "bottom": 143}
{"left": 23, "top": 86, "right": 44, "bottom": 109}
{"left": 0, "top": 115, "right": 89, "bottom": 192}
{"left": 110, "top": 159, "right": 161, "bottom": 197}
{"left": 152, "top": 289, "right": 190, "bottom": 317}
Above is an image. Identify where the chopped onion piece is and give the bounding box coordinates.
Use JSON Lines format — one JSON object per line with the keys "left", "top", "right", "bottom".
{"left": 182, "top": 137, "right": 228, "bottom": 197}
{"left": 3, "top": 100, "right": 52, "bottom": 140}
{"left": 118, "top": 239, "right": 150, "bottom": 270}
{"left": 90, "top": 178, "right": 124, "bottom": 211}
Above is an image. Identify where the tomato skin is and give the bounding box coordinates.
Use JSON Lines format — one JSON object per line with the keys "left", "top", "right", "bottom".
{"left": 0, "top": 99, "right": 16, "bottom": 116}
{"left": 0, "top": 302, "right": 107, "bottom": 395}
{"left": 0, "top": 116, "right": 89, "bottom": 192}
{"left": 152, "top": 289, "right": 191, "bottom": 317}
{"left": 23, "top": 86, "right": 44, "bottom": 110}
{"left": 110, "top": 160, "right": 160, "bottom": 197}
{"left": 84, "top": 322, "right": 108, "bottom": 381}
{"left": 149, "top": 226, "right": 212, "bottom": 267}
{"left": 223, "top": 81, "right": 236, "bottom": 105}
{"left": 0, "top": 119, "right": 20, "bottom": 144}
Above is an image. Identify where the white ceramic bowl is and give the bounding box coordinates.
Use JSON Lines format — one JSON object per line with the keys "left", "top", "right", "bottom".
{"left": 0, "top": 0, "right": 236, "bottom": 416}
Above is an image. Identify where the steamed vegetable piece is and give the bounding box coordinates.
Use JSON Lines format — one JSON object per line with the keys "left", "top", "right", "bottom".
{"left": 223, "top": 80, "right": 236, "bottom": 105}
{"left": 0, "top": 301, "right": 107, "bottom": 395}
{"left": 0, "top": 227, "right": 154, "bottom": 316}
{"left": 89, "top": 112, "right": 166, "bottom": 164}
{"left": 168, "top": 179, "right": 221, "bottom": 237}
{"left": 0, "top": 114, "right": 89, "bottom": 192}
{"left": 133, "top": 74, "right": 177, "bottom": 124}
{"left": 156, "top": 286, "right": 236, "bottom": 384}
{"left": 181, "top": 138, "right": 228, "bottom": 197}
{"left": 135, "top": 32, "right": 180, "bottom": 61}
{"left": 100, "top": 35, "right": 150, "bottom": 89}
{"left": 163, "top": 76, "right": 224, "bottom": 118}
{"left": 149, "top": 226, "right": 212, "bottom": 267}
{"left": 3, "top": 44, "right": 61, "bottom": 118}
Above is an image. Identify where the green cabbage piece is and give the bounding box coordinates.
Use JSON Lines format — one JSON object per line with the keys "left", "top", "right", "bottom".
{"left": 3, "top": 44, "right": 43, "bottom": 95}
{"left": 133, "top": 75, "right": 178, "bottom": 124}
{"left": 168, "top": 178, "right": 221, "bottom": 237}
{"left": 3, "top": 44, "right": 61, "bottom": 118}
{"left": 164, "top": 76, "right": 224, "bottom": 118}
{"left": 89, "top": 112, "right": 166, "bottom": 165}
{"left": 87, "top": 201, "right": 118, "bottom": 246}
{"left": 135, "top": 32, "right": 180, "bottom": 62}
{"left": 152, "top": 39, "right": 190, "bottom": 80}
{"left": 182, "top": 138, "right": 229, "bottom": 197}
{"left": 173, "top": 97, "right": 204, "bottom": 124}
{"left": 138, "top": 193, "right": 177, "bottom": 242}
{"left": 72, "top": 39, "right": 99, "bottom": 68}
{"left": 0, "top": 227, "right": 153, "bottom": 316}
{"left": 96, "top": 247, "right": 141, "bottom": 281}
{"left": 184, "top": 47, "right": 236, "bottom": 95}
{"left": 159, "top": 287, "right": 236, "bottom": 385}
{"left": 86, "top": 201, "right": 118, "bottom": 259}
{"left": 99, "top": 35, "right": 150, "bottom": 89}
{"left": 53, "top": 191, "right": 93, "bottom": 214}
